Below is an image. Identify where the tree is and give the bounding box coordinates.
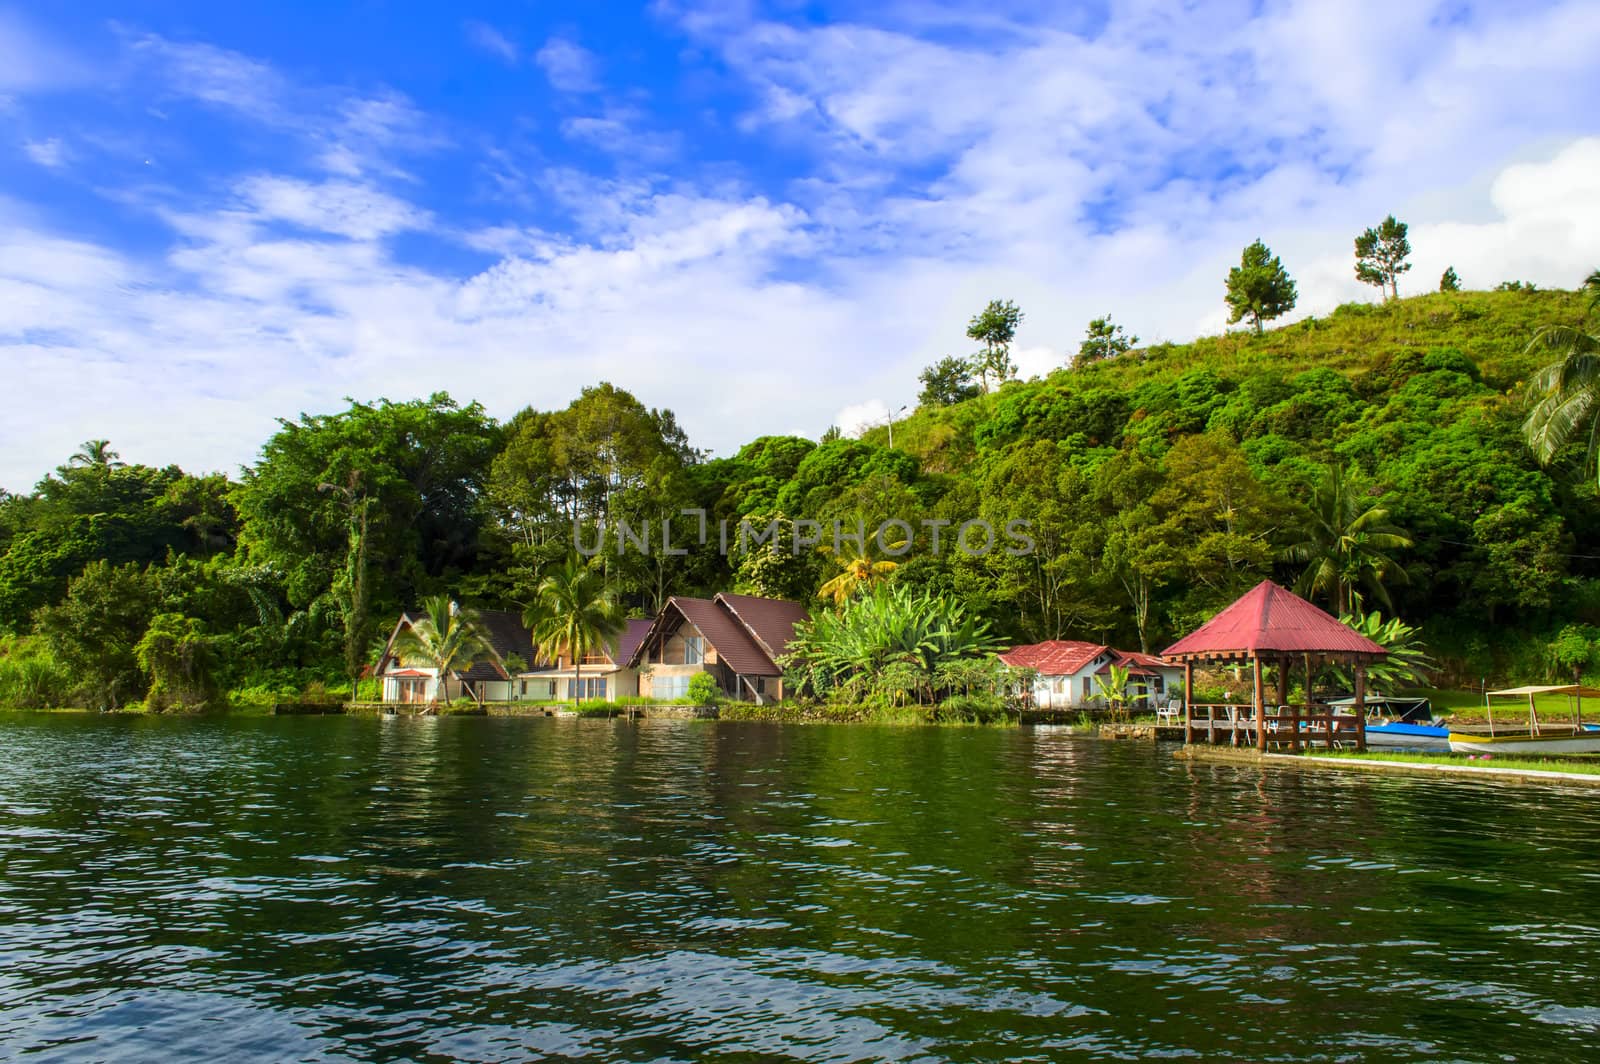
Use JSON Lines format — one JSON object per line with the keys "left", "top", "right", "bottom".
{"left": 136, "top": 612, "right": 221, "bottom": 711}
{"left": 1225, "top": 240, "right": 1297, "bottom": 334}
{"left": 1077, "top": 315, "right": 1138, "bottom": 366}
{"left": 966, "top": 299, "right": 1024, "bottom": 391}
{"left": 1440, "top": 266, "right": 1461, "bottom": 292}
{"left": 392, "top": 593, "right": 491, "bottom": 709}
{"left": 1354, "top": 215, "right": 1412, "bottom": 301}
{"left": 1337, "top": 611, "right": 1436, "bottom": 689}
{"left": 818, "top": 536, "right": 901, "bottom": 608}
{"left": 522, "top": 554, "right": 626, "bottom": 704}
{"left": 68, "top": 440, "right": 124, "bottom": 469}
{"left": 1283, "top": 465, "right": 1413, "bottom": 616}
{"left": 1547, "top": 624, "right": 1600, "bottom": 685}
{"left": 1092, "top": 662, "right": 1140, "bottom": 721}
{"left": 317, "top": 470, "right": 374, "bottom": 686}
{"left": 918, "top": 356, "right": 981, "bottom": 406}
{"left": 34, "top": 561, "right": 159, "bottom": 709}
{"left": 1522, "top": 269, "right": 1600, "bottom": 485}
{"left": 233, "top": 393, "right": 499, "bottom": 626}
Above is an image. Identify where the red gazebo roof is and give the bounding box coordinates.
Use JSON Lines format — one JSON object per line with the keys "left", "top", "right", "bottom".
{"left": 1162, "top": 580, "right": 1387, "bottom": 662}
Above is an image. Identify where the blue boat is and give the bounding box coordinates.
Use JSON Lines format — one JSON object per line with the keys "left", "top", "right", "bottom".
{"left": 1328, "top": 695, "right": 1449, "bottom": 750}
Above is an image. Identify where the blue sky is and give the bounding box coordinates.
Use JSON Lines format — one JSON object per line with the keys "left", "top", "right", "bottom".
{"left": 2, "top": 0, "right": 1599, "bottom": 488}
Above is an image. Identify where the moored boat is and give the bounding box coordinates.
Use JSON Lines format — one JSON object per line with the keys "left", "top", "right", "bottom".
{"left": 1446, "top": 684, "right": 1600, "bottom": 755}
{"left": 1329, "top": 695, "right": 1449, "bottom": 750}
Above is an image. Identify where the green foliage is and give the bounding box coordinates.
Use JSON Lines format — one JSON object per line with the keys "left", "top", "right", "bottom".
{"left": 1283, "top": 464, "right": 1413, "bottom": 616}
{"left": 1546, "top": 624, "right": 1600, "bottom": 683}
{"left": 1522, "top": 307, "right": 1600, "bottom": 486}
{"left": 1354, "top": 215, "right": 1413, "bottom": 300}
{"left": 391, "top": 593, "right": 492, "bottom": 706}
{"left": 1336, "top": 611, "right": 1436, "bottom": 689}
{"left": 34, "top": 561, "right": 159, "bottom": 709}
{"left": 966, "top": 299, "right": 1024, "bottom": 391}
{"left": 782, "top": 584, "right": 1007, "bottom": 704}
{"left": 919, "top": 355, "right": 982, "bottom": 406}
{"left": 0, "top": 637, "right": 73, "bottom": 709}
{"left": 686, "top": 671, "right": 720, "bottom": 705}
{"left": 1440, "top": 266, "right": 1461, "bottom": 292}
{"left": 1077, "top": 314, "right": 1138, "bottom": 366}
{"left": 232, "top": 392, "right": 499, "bottom": 643}
{"left": 522, "top": 554, "right": 626, "bottom": 688}
{"left": 136, "top": 613, "right": 222, "bottom": 712}
{"left": 1225, "top": 239, "right": 1297, "bottom": 334}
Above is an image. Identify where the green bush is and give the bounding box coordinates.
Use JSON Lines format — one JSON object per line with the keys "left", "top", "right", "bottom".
{"left": 687, "top": 672, "right": 721, "bottom": 705}
{"left": 0, "top": 637, "right": 73, "bottom": 709}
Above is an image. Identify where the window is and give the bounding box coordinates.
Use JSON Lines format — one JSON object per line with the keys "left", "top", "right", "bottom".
{"left": 655, "top": 675, "right": 691, "bottom": 700}
{"left": 683, "top": 636, "right": 704, "bottom": 665}
{"left": 573, "top": 677, "right": 607, "bottom": 700}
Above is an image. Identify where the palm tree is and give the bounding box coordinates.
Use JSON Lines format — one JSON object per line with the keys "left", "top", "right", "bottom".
{"left": 1522, "top": 269, "right": 1600, "bottom": 484}
{"left": 522, "top": 554, "right": 626, "bottom": 705}
{"left": 1093, "top": 663, "right": 1140, "bottom": 721}
{"left": 68, "top": 440, "right": 123, "bottom": 469}
{"left": 392, "top": 593, "right": 490, "bottom": 711}
{"left": 817, "top": 537, "right": 901, "bottom": 608}
{"left": 1283, "top": 464, "right": 1412, "bottom": 616}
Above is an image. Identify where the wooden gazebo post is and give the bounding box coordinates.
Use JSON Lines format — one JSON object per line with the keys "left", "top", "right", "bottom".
{"left": 1353, "top": 663, "right": 1367, "bottom": 752}
{"left": 1253, "top": 654, "right": 1266, "bottom": 752}
{"left": 1183, "top": 660, "right": 1194, "bottom": 744}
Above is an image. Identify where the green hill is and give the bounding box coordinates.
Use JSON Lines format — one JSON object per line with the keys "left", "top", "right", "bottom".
{"left": 863, "top": 288, "right": 1600, "bottom": 682}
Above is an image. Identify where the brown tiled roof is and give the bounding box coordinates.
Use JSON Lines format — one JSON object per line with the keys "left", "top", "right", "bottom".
{"left": 611, "top": 618, "right": 653, "bottom": 665}
{"left": 380, "top": 607, "right": 536, "bottom": 681}
{"left": 715, "top": 593, "right": 808, "bottom": 663}
{"left": 629, "top": 595, "right": 793, "bottom": 676}
{"left": 1163, "top": 580, "right": 1387, "bottom": 662}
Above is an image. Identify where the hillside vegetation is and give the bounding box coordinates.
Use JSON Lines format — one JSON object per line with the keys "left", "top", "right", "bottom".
{"left": 867, "top": 288, "right": 1599, "bottom": 680}
{"left": 1, "top": 286, "right": 1596, "bottom": 709}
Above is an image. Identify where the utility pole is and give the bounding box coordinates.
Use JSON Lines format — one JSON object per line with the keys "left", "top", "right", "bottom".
{"left": 887, "top": 404, "right": 908, "bottom": 449}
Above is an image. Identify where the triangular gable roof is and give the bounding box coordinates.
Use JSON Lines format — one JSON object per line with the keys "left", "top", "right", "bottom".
{"left": 377, "top": 607, "right": 538, "bottom": 680}
{"left": 1162, "top": 581, "right": 1387, "bottom": 662}
{"left": 628, "top": 594, "right": 796, "bottom": 676}
{"left": 715, "top": 593, "right": 807, "bottom": 664}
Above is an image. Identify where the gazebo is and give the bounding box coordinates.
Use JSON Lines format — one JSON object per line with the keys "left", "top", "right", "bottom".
{"left": 1163, "top": 580, "right": 1388, "bottom": 751}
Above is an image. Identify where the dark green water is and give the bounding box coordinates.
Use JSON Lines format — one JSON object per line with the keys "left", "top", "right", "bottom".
{"left": 1, "top": 715, "right": 1597, "bottom": 1062}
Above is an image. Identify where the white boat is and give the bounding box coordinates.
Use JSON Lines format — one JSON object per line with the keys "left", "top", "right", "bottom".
{"left": 1447, "top": 684, "right": 1600, "bottom": 755}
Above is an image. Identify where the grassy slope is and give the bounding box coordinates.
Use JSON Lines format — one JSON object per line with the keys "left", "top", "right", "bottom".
{"left": 870, "top": 288, "right": 1588, "bottom": 466}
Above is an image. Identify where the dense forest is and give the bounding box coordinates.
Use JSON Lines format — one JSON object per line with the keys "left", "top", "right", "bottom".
{"left": 3, "top": 277, "right": 1599, "bottom": 710}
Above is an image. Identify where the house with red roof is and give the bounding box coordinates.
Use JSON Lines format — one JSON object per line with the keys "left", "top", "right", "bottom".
{"left": 627, "top": 593, "right": 809, "bottom": 704}
{"left": 999, "top": 640, "right": 1184, "bottom": 710}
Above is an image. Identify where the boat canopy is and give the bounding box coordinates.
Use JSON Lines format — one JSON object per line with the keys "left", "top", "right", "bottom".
{"left": 1487, "top": 685, "right": 1600, "bottom": 698}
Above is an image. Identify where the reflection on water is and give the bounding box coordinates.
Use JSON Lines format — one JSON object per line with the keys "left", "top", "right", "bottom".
{"left": 1, "top": 714, "right": 1598, "bottom": 1061}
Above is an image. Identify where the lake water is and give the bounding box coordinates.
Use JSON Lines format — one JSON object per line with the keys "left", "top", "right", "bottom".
{"left": 1, "top": 714, "right": 1597, "bottom": 1062}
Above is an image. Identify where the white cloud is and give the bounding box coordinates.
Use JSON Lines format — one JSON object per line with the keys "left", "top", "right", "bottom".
{"left": 234, "top": 176, "right": 430, "bottom": 240}
{"left": 535, "top": 37, "right": 599, "bottom": 92}
{"left": 4, "top": 4, "right": 1600, "bottom": 489}
{"left": 560, "top": 110, "right": 680, "bottom": 162}
{"left": 465, "top": 21, "right": 518, "bottom": 64}
{"left": 130, "top": 33, "right": 286, "bottom": 121}
{"left": 835, "top": 399, "right": 891, "bottom": 438}
{"left": 21, "top": 137, "right": 66, "bottom": 168}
